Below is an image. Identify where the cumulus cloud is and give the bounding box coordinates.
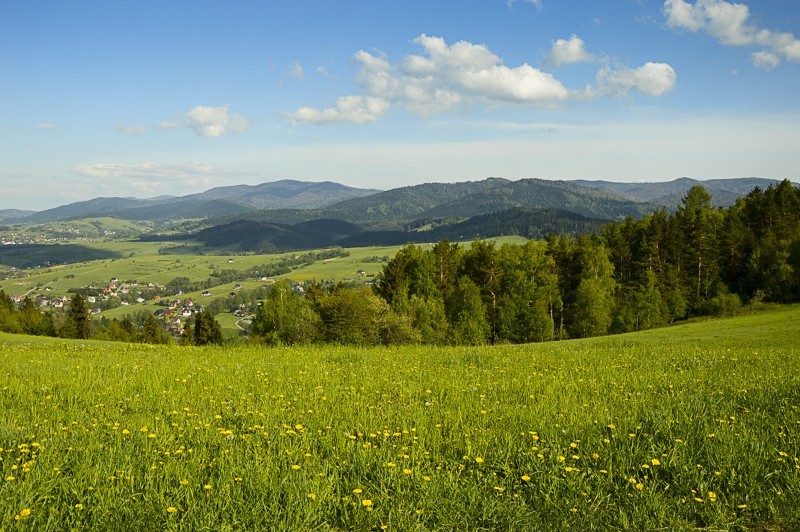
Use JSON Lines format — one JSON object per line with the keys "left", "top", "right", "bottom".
{"left": 548, "top": 35, "right": 593, "bottom": 67}
{"left": 114, "top": 124, "right": 146, "bottom": 136}
{"left": 183, "top": 104, "right": 249, "bottom": 138}
{"left": 288, "top": 35, "right": 572, "bottom": 124}
{"left": 752, "top": 50, "right": 780, "bottom": 71}
{"left": 598, "top": 62, "right": 677, "bottom": 96}
{"left": 663, "top": 0, "right": 800, "bottom": 65}
{"left": 289, "top": 34, "right": 674, "bottom": 125}
{"left": 286, "top": 96, "right": 389, "bottom": 125}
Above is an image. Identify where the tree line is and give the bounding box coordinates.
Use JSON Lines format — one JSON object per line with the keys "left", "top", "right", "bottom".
{"left": 2, "top": 181, "right": 798, "bottom": 347}
{"left": 250, "top": 180, "right": 800, "bottom": 346}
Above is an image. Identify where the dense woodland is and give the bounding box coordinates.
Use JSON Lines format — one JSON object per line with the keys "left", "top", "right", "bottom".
{"left": 1, "top": 181, "right": 798, "bottom": 346}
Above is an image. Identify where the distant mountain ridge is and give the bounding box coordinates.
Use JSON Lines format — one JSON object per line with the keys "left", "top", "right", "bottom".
{"left": 573, "top": 177, "right": 783, "bottom": 208}
{"left": 9, "top": 180, "right": 381, "bottom": 224}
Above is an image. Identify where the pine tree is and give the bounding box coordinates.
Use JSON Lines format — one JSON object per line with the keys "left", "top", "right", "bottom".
{"left": 193, "top": 310, "right": 223, "bottom": 346}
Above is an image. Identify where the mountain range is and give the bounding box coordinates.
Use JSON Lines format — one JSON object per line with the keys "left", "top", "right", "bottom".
{"left": 4, "top": 176, "right": 790, "bottom": 253}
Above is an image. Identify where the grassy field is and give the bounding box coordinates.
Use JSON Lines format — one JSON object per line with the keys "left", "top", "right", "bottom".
{"left": 1, "top": 305, "right": 798, "bottom": 530}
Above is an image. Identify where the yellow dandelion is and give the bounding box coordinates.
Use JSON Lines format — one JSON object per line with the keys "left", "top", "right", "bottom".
{"left": 475, "top": 457, "right": 484, "bottom": 464}
{"left": 423, "top": 476, "right": 431, "bottom": 481}
{"left": 403, "top": 468, "right": 412, "bottom": 475}
{"left": 19, "top": 508, "right": 32, "bottom": 518}
{"left": 75, "top": 504, "right": 84, "bottom": 510}
{"left": 635, "top": 483, "right": 644, "bottom": 490}
{"left": 308, "top": 493, "right": 316, "bottom": 501}
{"left": 521, "top": 475, "right": 531, "bottom": 482}
{"left": 651, "top": 458, "right": 661, "bottom": 466}
{"left": 353, "top": 488, "right": 363, "bottom": 494}
{"left": 167, "top": 506, "right": 177, "bottom": 513}
{"left": 362, "top": 499, "right": 373, "bottom": 506}
{"left": 180, "top": 479, "right": 189, "bottom": 486}
{"left": 291, "top": 464, "right": 301, "bottom": 470}
{"left": 737, "top": 504, "right": 747, "bottom": 509}
{"left": 708, "top": 491, "right": 717, "bottom": 502}
{"left": 203, "top": 484, "right": 212, "bottom": 490}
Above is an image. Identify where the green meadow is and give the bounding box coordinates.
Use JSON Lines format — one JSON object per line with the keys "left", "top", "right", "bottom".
{"left": 1, "top": 304, "right": 798, "bottom": 530}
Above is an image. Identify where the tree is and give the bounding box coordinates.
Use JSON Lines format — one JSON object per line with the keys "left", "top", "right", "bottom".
{"left": 139, "top": 314, "right": 170, "bottom": 344}
{"left": 496, "top": 241, "right": 559, "bottom": 343}
{"left": 446, "top": 276, "right": 489, "bottom": 345}
{"left": 193, "top": 310, "right": 223, "bottom": 346}
{"left": 461, "top": 240, "right": 501, "bottom": 344}
{"left": 317, "top": 287, "right": 388, "bottom": 346}
{"left": 61, "top": 293, "right": 92, "bottom": 339}
{"left": 250, "top": 281, "right": 321, "bottom": 345}
{"left": 568, "top": 238, "right": 616, "bottom": 338}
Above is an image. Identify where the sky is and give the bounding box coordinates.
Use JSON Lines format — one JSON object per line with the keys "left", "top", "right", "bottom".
{"left": 1, "top": 0, "right": 799, "bottom": 211}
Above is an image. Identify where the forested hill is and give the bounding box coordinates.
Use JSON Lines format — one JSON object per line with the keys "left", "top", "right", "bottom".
{"left": 322, "top": 178, "right": 655, "bottom": 227}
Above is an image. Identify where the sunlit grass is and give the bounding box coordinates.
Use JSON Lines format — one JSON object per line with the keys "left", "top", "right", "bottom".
{"left": 1, "top": 305, "right": 799, "bottom": 530}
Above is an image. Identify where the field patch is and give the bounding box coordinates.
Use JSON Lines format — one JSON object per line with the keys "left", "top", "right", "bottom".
{"left": 1, "top": 306, "right": 799, "bottom": 529}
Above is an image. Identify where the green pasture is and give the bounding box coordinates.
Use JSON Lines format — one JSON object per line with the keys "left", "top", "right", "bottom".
{"left": 1, "top": 305, "right": 798, "bottom": 530}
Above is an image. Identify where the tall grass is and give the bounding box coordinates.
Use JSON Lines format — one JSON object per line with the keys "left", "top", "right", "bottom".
{"left": 1, "top": 306, "right": 799, "bottom": 530}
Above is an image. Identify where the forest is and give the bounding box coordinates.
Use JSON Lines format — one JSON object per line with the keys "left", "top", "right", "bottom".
{"left": 1, "top": 180, "right": 798, "bottom": 346}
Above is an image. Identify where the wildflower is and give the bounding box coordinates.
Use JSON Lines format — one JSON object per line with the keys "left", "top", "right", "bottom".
{"left": 651, "top": 458, "right": 661, "bottom": 466}
{"left": 353, "top": 488, "right": 363, "bottom": 494}
{"left": 167, "top": 507, "right": 177, "bottom": 513}
{"left": 308, "top": 493, "right": 316, "bottom": 501}
{"left": 423, "top": 476, "right": 431, "bottom": 481}
{"left": 180, "top": 479, "right": 189, "bottom": 486}
{"left": 403, "top": 468, "right": 412, "bottom": 475}
{"left": 362, "top": 499, "right": 373, "bottom": 507}
{"left": 635, "top": 483, "right": 644, "bottom": 490}
{"left": 291, "top": 465, "right": 301, "bottom": 470}
{"left": 708, "top": 491, "right": 717, "bottom": 502}
{"left": 75, "top": 504, "right": 84, "bottom": 510}
{"left": 521, "top": 475, "right": 531, "bottom": 482}
{"left": 203, "top": 484, "right": 212, "bottom": 490}
{"left": 475, "top": 457, "right": 484, "bottom": 464}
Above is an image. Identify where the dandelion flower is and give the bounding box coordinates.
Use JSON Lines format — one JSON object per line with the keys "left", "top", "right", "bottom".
{"left": 75, "top": 504, "right": 84, "bottom": 510}
{"left": 403, "top": 468, "right": 412, "bottom": 475}
{"left": 521, "top": 475, "right": 531, "bottom": 482}
{"left": 203, "top": 484, "right": 212, "bottom": 490}
{"left": 475, "top": 457, "right": 484, "bottom": 464}
{"left": 167, "top": 507, "right": 177, "bottom": 513}
{"left": 291, "top": 464, "right": 301, "bottom": 470}
{"left": 362, "top": 499, "right": 373, "bottom": 506}
{"left": 353, "top": 488, "right": 362, "bottom": 494}
{"left": 308, "top": 493, "right": 316, "bottom": 501}
{"left": 651, "top": 458, "right": 661, "bottom": 466}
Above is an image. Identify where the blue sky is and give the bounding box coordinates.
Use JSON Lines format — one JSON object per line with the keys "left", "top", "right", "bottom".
{"left": 1, "top": 0, "right": 798, "bottom": 210}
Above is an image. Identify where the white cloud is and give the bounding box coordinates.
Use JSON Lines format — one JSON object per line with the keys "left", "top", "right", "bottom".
{"left": 289, "top": 34, "right": 673, "bottom": 125}
{"left": 286, "top": 96, "right": 389, "bottom": 125}
{"left": 114, "top": 124, "right": 146, "bottom": 136}
{"left": 752, "top": 50, "right": 780, "bottom": 71}
{"left": 663, "top": 0, "right": 800, "bottom": 65}
{"left": 73, "top": 161, "right": 218, "bottom": 180}
{"left": 157, "top": 120, "right": 181, "bottom": 130}
{"left": 183, "top": 104, "right": 249, "bottom": 138}
{"left": 71, "top": 162, "right": 221, "bottom": 195}
{"left": 598, "top": 62, "right": 677, "bottom": 96}
{"left": 508, "top": 0, "right": 543, "bottom": 11}
{"left": 359, "top": 34, "right": 570, "bottom": 112}
{"left": 548, "top": 35, "right": 593, "bottom": 67}
{"left": 289, "top": 61, "right": 305, "bottom": 80}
